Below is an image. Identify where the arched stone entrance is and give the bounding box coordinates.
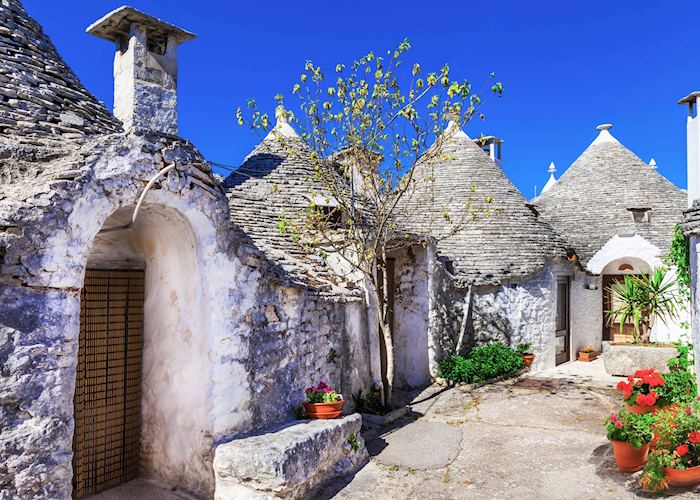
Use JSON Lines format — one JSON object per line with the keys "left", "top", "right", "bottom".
{"left": 73, "top": 202, "right": 216, "bottom": 497}
{"left": 601, "top": 257, "right": 652, "bottom": 342}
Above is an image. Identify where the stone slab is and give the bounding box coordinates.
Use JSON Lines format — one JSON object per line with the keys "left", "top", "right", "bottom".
{"left": 602, "top": 343, "right": 677, "bottom": 376}
{"left": 213, "top": 414, "right": 367, "bottom": 499}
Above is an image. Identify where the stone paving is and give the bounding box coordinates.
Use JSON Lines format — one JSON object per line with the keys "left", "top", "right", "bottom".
{"left": 316, "top": 364, "right": 700, "bottom": 499}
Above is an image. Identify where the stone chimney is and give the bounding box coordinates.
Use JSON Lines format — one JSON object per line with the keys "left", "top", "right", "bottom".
{"left": 679, "top": 91, "right": 700, "bottom": 207}
{"left": 87, "top": 6, "right": 196, "bottom": 135}
{"left": 475, "top": 136, "right": 504, "bottom": 166}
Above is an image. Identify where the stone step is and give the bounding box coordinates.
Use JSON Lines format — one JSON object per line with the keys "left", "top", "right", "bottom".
{"left": 213, "top": 414, "right": 367, "bottom": 499}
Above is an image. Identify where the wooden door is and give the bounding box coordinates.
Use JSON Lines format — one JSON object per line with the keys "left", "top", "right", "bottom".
{"left": 603, "top": 275, "right": 636, "bottom": 342}
{"left": 555, "top": 277, "right": 570, "bottom": 365}
{"left": 73, "top": 269, "right": 144, "bottom": 498}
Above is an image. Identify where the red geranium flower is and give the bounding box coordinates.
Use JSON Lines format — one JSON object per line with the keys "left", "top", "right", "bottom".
{"left": 676, "top": 444, "right": 690, "bottom": 457}
{"left": 686, "top": 407, "right": 693, "bottom": 415}
{"left": 689, "top": 432, "right": 700, "bottom": 444}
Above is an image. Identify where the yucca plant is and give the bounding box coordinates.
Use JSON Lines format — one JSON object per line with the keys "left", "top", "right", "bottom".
{"left": 606, "top": 268, "right": 679, "bottom": 344}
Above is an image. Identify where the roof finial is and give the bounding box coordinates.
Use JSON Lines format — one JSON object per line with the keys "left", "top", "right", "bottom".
{"left": 262, "top": 105, "right": 298, "bottom": 141}
{"left": 591, "top": 123, "right": 620, "bottom": 146}
{"left": 649, "top": 158, "right": 657, "bottom": 169}
{"left": 541, "top": 162, "right": 558, "bottom": 194}
{"left": 275, "top": 105, "right": 289, "bottom": 125}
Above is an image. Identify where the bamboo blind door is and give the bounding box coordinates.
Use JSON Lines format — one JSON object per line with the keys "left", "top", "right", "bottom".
{"left": 73, "top": 269, "right": 144, "bottom": 498}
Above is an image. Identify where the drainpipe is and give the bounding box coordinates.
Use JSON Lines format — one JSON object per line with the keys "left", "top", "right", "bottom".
{"left": 99, "top": 163, "right": 177, "bottom": 233}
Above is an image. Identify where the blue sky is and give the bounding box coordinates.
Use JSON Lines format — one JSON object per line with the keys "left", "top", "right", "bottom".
{"left": 27, "top": 0, "right": 697, "bottom": 196}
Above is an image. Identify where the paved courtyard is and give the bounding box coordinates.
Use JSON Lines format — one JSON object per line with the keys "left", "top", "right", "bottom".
{"left": 317, "top": 362, "right": 700, "bottom": 499}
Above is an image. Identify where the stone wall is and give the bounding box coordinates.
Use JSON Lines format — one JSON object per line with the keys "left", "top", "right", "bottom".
{"left": 427, "top": 261, "right": 588, "bottom": 373}
{"left": 427, "top": 247, "right": 463, "bottom": 375}
{"left": 0, "top": 132, "right": 372, "bottom": 499}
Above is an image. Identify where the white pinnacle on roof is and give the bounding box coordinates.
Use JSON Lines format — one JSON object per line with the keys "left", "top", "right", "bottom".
{"left": 444, "top": 119, "right": 472, "bottom": 141}
{"left": 541, "top": 161, "right": 558, "bottom": 193}
{"left": 649, "top": 158, "right": 658, "bottom": 169}
{"left": 263, "top": 105, "right": 299, "bottom": 141}
{"left": 590, "top": 123, "right": 620, "bottom": 146}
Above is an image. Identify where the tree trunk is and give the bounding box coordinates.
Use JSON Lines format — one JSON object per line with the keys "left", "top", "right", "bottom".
{"left": 375, "top": 252, "right": 394, "bottom": 408}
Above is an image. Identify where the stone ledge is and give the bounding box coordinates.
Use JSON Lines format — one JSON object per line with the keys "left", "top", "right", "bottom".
{"left": 602, "top": 342, "right": 676, "bottom": 376}
{"left": 213, "top": 414, "right": 367, "bottom": 499}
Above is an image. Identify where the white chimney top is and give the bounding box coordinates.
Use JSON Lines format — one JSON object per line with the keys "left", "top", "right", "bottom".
{"left": 591, "top": 123, "right": 620, "bottom": 146}
{"left": 87, "top": 6, "right": 196, "bottom": 135}
{"left": 649, "top": 158, "right": 657, "bottom": 169}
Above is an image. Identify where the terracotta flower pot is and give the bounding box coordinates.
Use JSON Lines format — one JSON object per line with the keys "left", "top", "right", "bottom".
{"left": 626, "top": 404, "right": 669, "bottom": 415}
{"left": 304, "top": 400, "right": 344, "bottom": 419}
{"left": 522, "top": 354, "right": 535, "bottom": 368}
{"left": 610, "top": 440, "right": 649, "bottom": 472}
{"left": 578, "top": 351, "right": 596, "bottom": 362}
{"left": 665, "top": 465, "right": 700, "bottom": 488}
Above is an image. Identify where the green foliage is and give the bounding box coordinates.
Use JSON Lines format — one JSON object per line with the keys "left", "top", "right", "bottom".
{"left": 438, "top": 343, "right": 524, "bottom": 384}
{"left": 347, "top": 433, "right": 360, "bottom": 452}
{"left": 606, "top": 268, "right": 679, "bottom": 343}
{"left": 515, "top": 342, "right": 532, "bottom": 355}
{"left": 351, "top": 388, "right": 390, "bottom": 415}
{"left": 666, "top": 223, "right": 691, "bottom": 301}
{"left": 605, "top": 410, "right": 654, "bottom": 448}
{"left": 657, "top": 343, "right": 698, "bottom": 406}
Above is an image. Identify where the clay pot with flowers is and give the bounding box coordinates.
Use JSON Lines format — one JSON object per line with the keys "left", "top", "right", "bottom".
{"left": 616, "top": 369, "right": 669, "bottom": 414}
{"left": 641, "top": 404, "right": 700, "bottom": 491}
{"left": 303, "top": 382, "right": 344, "bottom": 419}
{"left": 605, "top": 409, "right": 654, "bottom": 472}
{"left": 578, "top": 346, "right": 596, "bottom": 362}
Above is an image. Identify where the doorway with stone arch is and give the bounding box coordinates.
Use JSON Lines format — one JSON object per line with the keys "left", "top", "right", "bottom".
{"left": 71, "top": 197, "right": 229, "bottom": 499}
{"left": 601, "top": 257, "right": 652, "bottom": 342}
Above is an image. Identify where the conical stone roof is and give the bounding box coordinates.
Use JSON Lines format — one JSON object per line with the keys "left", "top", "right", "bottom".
{"left": 224, "top": 114, "right": 356, "bottom": 294}
{"left": 399, "top": 122, "right": 569, "bottom": 286}
{"left": 533, "top": 125, "right": 686, "bottom": 268}
{"left": 0, "top": 0, "right": 121, "bottom": 142}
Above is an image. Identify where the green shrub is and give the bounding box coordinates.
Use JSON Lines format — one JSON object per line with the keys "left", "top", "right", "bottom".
{"left": 438, "top": 343, "right": 524, "bottom": 384}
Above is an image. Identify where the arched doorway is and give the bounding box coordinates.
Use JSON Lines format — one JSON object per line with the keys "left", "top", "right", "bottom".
{"left": 72, "top": 203, "right": 213, "bottom": 498}
{"left": 601, "top": 257, "right": 651, "bottom": 342}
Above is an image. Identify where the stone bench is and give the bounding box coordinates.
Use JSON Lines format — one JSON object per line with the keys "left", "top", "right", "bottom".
{"left": 213, "top": 414, "right": 367, "bottom": 499}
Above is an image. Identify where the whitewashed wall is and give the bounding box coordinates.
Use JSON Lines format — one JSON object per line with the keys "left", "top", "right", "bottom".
{"left": 391, "top": 245, "right": 431, "bottom": 389}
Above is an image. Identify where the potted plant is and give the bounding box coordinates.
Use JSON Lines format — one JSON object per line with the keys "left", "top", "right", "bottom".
{"left": 578, "top": 346, "right": 596, "bottom": 362}
{"left": 616, "top": 368, "right": 669, "bottom": 414}
{"left": 516, "top": 342, "right": 535, "bottom": 368}
{"left": 606, "top": 268, "right": 679, "bottom": 344}
{"left": 605, "top": 409, "right": 654, "bottom": 472}
{"left": 641, "top": 404, "right": 700, "bottom": 491}
{"left": 303, "top": 382, "right": 344, "bottom": 419}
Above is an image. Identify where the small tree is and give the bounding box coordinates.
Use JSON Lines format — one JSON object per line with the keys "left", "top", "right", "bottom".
{"left": 606, "top": 268, "right": 679, "bottom": 344}
{"left": 237, "top": 39, "right": 502, "bottom": 405}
